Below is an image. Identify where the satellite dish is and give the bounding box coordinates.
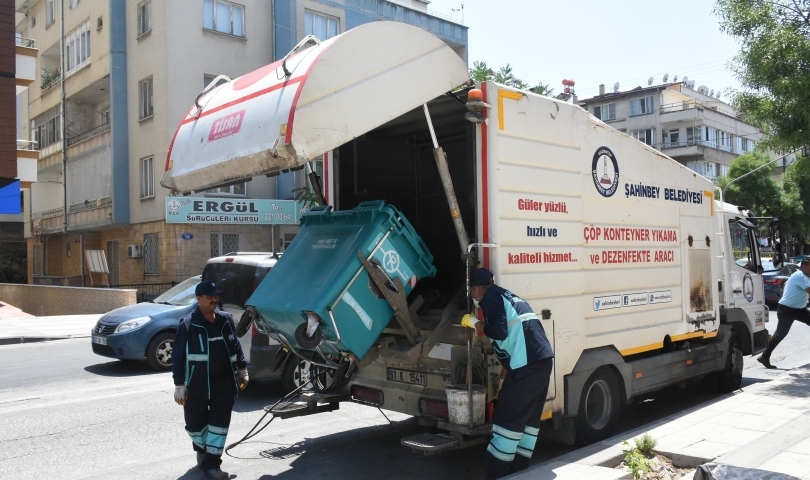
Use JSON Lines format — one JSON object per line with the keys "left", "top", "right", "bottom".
{"left": 673, "top": 75, "right": 678, "bottom": 83}
{"left": 689, "top": 80, "right": 695, "bottom": 88}
{"left": 709, "top": 89, "right": 715, "bottom": 97}
{"left": 716, "top": 91, "right": 722, "bottom": 99}
{"left": 682, "top": 76, "right": 689, "bottom": 85}
{"left": 613, "top": 82, "right": 620, "bottom": 93}
{"left": 647, "top": 77, "right": 654, "bottom": 86}
{"left": 663, "top": 73, "right": 669, "bottom": 83}
{"left": 698, "top": 85, "right": 708, "bottom": 95}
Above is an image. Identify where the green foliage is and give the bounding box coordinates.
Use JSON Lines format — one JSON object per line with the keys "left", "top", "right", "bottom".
{"left": 468, "top": 60, "right": 556, "bottom": 97}
{"left": 634, "top": 433, "right": 657, "bottom": 455}
{"left": 292, "top": 185, "right": 319, "bottom": 208}
{"left": 622, "top": 440, "right": 652, "bottom": 480}
{"left": 782, "top": 153, "right": 810, "bottom": 243}
{"left": 0, "top": 242, "right": 27, "bottom": 284}
{"left": 714, "top": 0, "right": 810, "bottom": 151}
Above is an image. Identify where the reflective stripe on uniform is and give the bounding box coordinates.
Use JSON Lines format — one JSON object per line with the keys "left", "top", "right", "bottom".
{"left": 229, "top": 354, "right": 237, "bottom": 363}
{"left": 507, "top": 312, "right": 539, "bottom": 327}
{"left": 209, "top": 336, "right": 223, "bottom": 341}
{"left": 186, "top": 425, "right": 208, "bottom": 449}
{"left": 186, "top": 354, "right": 207, "bottom": 361}
{"left": 487, "top": 443, "right": 515, "bottom": 462}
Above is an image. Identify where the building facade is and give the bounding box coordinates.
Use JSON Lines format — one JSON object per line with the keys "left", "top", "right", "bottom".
{"left": 578, "top": 82, "right": 761, "bottom": 183}
{"left": 17, "top": 0, "right": 466, "bottom": 287}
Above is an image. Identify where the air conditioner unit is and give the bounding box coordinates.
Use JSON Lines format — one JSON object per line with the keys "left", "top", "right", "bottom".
{"left": 127, "top": 244, "right": 143, "bottom": 259}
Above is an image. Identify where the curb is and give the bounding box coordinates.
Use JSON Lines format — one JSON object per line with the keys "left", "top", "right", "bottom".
{"left": 0, "top": 335, "right": 81, "bottom": 346}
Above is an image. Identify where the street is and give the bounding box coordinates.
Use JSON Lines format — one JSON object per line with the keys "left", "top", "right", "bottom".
{"left": 2, "top": 311, "right": 809, "bottom": 480}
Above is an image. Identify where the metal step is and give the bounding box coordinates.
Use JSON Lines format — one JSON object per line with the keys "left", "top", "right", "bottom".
{"left": 299, "top": 391, "right": 350, "bottom": 403}
{"left": 437, "top": 421, "right": 492, "bottom": 436}
{"left": 401, "top": 432, "right": 459, "bottom": 456}
{"left": 264, "top": 400, "right": 339, "bottom": 419}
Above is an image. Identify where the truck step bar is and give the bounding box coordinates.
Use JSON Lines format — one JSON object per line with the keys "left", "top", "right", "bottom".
{"left": 264, "top": 398, "right": 341, "bottom": 420}
{"left": 401, "top": 431, "right": 490, "bottom": 456}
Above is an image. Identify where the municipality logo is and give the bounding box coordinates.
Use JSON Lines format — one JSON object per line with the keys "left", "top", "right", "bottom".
{"left": 591, "top": 146, "right": 619, "bottom": 197}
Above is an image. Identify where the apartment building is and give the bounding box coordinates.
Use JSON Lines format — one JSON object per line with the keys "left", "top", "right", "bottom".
{"left": 578, "top": 82, "right": 761, "bottom": 183}
{"left": 17, "top": 0, "right": 467, "bottom": 287}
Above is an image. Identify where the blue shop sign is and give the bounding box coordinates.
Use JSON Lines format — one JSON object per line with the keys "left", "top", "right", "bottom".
{"left": 181, "top": 233, "right": 193, "bottom": 240}
{"left": 165, "top": 197, "right": 303, "bottom": 225}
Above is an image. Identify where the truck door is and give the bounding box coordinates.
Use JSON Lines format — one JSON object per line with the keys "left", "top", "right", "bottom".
{"left": 728, "top": 218, "right": 765, "bottom": 317}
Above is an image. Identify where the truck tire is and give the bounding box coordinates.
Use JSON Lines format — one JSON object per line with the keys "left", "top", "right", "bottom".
{"left": 146, "top": 332, "right": 174, "bottom": 371}
{"left": 575, "top": 367, "right": 621, "bottom": 445}
{"left": 716, "top": 333, "right": 743, "bottom": 393}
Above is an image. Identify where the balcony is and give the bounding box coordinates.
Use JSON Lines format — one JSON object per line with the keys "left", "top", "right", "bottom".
{"left": 66, "top": 121, "right": 110, "bottom": 147}
{"left": 15, "top": 36, "right": 37, "bottom": 94}
{"left": 40, "top": 67, "right": 61, "bottom": 94}
{"left": 16, "top": 140, "right": 38, "bottom": 187}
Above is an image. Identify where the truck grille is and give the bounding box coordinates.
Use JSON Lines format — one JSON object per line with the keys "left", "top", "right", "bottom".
{"left": 94, "top": 324, "right": 116, "bottom": 335}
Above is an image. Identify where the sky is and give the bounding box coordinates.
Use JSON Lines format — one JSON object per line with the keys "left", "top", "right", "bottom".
{"left": 423, "top": 0, "right": 743, "bottom": 101}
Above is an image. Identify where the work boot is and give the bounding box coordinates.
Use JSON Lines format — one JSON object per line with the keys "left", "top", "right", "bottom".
{"left": 757, "top": 355, "right": 776, "bottom": 369}
{"left": 196, "top": 452, "right": 204, "bottom": 469}
{"left": 203, "top": 468, "right": 229, "bottom": 480}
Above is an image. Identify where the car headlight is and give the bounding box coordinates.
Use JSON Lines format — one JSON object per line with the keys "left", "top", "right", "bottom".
{"left": 115, "top": 316, "right": 152, "bottom": 333}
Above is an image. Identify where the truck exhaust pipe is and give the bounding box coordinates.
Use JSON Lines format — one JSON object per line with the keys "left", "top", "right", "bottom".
{"left": 423, "top": 104, "right": 470, "bottom": 257}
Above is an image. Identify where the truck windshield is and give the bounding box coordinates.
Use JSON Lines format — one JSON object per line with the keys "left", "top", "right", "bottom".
{"left": 729, "top": 220, "right": 757, "bottom": 273}
{"left": 152, "top": 276, "right": 201, "bottom": 306}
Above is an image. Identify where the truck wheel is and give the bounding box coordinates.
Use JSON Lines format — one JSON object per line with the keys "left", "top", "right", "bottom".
{"left": 281, "top": 354, "right": 313, "bottom": 394}
{"left": 716, "top": 334, "right": 743, "bottom": 393}
{"left": 146, "top": 332, "right": 174, "bottom": 371}
{"left": 575, "top": 367, "right": 620, "bottom": 445}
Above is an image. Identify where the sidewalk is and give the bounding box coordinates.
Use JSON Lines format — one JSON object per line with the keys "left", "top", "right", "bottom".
{"left": 0, "top": 314, "right": 102, "bottom": 345}
{"left": 513, "top": 365, "right": 810, "bottom": 480}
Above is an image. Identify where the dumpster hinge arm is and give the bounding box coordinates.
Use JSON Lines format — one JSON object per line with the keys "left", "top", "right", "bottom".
{"left": 423, "top": 103, "right": 470, "bottom": 258}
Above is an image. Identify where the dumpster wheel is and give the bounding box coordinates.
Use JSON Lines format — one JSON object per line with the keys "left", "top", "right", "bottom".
{"left": 295, "top": 321, "right": 323, "bottom": 349}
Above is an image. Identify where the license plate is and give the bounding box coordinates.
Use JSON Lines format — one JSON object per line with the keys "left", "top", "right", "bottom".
{"left": 92, "top": 336, "right": 107, "bottom": 346}
{"left": 386, "top": 368, "right": 426, "bottom": 386}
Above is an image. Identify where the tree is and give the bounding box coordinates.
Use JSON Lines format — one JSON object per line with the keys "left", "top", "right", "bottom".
{"left": 715, "top": 0, "right": 810, "bottom": 151}
{"left": 782, "top": 153, "right": 810, "bottom": 246}
{"left": 468, "top": 61, "right": 556, "bottom": 97}
{"left": 718, "top": 151, "right": 803, "bottom": 236}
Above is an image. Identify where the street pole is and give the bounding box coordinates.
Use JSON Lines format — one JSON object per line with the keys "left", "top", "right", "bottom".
{"left": 60, "top": 0, "right": 67, "bottom": 234}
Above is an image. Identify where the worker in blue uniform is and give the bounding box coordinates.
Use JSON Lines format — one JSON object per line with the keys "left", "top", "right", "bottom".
{"left": 461, "top": 268, "right": 555, "bottom": 479}
{"left": 758, "top": 257, "right": 810, "bottom": 369}
{"left": 172, "top": 281, "right": 248, "bottom": 480}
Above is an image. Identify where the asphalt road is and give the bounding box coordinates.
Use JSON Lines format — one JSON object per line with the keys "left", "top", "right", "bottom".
{"left": 2, "top": 310, "right": 809, "bottom": 480}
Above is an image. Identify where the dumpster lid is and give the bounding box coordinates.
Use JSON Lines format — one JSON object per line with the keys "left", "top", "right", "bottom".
{"left": 161, "top": 21, "right": 471, "bottom": 194}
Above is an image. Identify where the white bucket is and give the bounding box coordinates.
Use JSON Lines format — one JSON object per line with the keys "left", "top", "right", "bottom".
{"left": 445, "top": 384, "right": 486, "bottom": 426}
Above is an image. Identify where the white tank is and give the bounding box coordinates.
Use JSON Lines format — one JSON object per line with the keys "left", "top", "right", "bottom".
{"left": 160, "top": 21, "right": 471, "bottom": 194}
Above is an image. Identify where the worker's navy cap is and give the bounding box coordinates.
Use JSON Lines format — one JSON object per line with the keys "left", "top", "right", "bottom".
{"left": 195, "top": 280, "right": 222, "bottom": 296}
{"left": 470, "top": 268, "right": 494, "bottom": 287}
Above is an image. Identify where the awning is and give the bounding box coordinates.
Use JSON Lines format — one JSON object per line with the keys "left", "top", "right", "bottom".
{"left": 161, "top": 21, "right": 471, "bottom": 194}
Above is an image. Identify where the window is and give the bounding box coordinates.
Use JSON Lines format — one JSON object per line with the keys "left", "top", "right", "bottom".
{"left": 97, "top": 16, "right": 103, "bottom": 30}
{"left": 143, "top": 233, "right": 159, "bottom": 275}
{"left": 719, "top": 164, "right": 729, "bottom": 178}
{"left": 217, "top": 182, "right": 246, "bottom": 195}
{"left": 719, "top": 131, "right": 733, "bottom": 152}
{"left": 210, "top": 233, "right": 241, "bottom": 257}
{"left": 31, "top": 106, "right": 61, "bottom": 149}
{"left": 66, "top": 242, "right": 71, "bottom": 258}
{"left": 46, "top": 0, "right": 55, "bottom": 26}
{"left": 33, "top": 245, "right": 43, "bottom": 275}
{"left": 686, "top": 126, "right": 702, "bottom": 145}
{"left": 593, "top": 103, "right": 616, "bottom": 121}
{"left": 668, "top": 129, "right": 680, "bottom": 146}
{"left": 141, "top": 156, "right": 154, "bottom": 198}
{"left": 99, "top": 109, "right": 110, "bottom": 125}
{"left": 204, "top": 0, "right": 245, "bottom": 37}
{"left": 65, "top": 21, "right": 91, "bottom": 76}
{"left": 139, "top": 77, "right": 153, "bottom": 119}
{"left": 69, "top": 0, "right": 80, "bottom": 8}
{"left": 631, "top": 129, "right": 654, "bottom": 146}
{"left": 729, "top": 220, "right": 756, "bottom": 273}
{"left": 305, "top": 10, "right": 339, "bottom": 40}
{"left": 137, "top": 1, "right": 152, "bottom": 37}
{"left": 630, "top": 96, "right": 654, "bottom": 116}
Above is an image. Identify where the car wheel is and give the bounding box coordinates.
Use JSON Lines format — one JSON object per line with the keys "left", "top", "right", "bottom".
{"left": 146, "top": 332, "right": 174, "bottom": 371}
{"left": 282, "top": 354, "right": 314, "bottom": 394}
{"left": 574, "top": 367, "right": 621, "bottom": 445}
{"left": 716, "top": 333, "right": 743, "bottom": 393}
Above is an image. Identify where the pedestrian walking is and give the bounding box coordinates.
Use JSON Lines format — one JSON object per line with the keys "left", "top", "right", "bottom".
{"left": 758, "top": 257, "right": 810, "bottom": 369}
{"left": 172, "top": 280, "right": 248, "bottom": 480}
{"left": 461, "top": 268, "right": 554, "bottom": 479}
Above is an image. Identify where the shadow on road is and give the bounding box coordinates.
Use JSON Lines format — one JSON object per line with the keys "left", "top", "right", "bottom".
{"left": 83, "top": 360, "right": 167, "bottom": 377}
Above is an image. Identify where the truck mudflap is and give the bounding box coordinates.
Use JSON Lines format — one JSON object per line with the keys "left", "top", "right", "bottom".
{"left": 161, "top": 21, "right": 470, "bottom": 194}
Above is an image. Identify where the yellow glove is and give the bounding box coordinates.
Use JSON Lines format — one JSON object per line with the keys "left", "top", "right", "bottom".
{"left": 461, "top": 314, "right": 480, "bottom": 329}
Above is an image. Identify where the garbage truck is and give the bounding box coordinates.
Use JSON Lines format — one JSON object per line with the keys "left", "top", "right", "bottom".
{"left": 161, "top": 21, "right": 782, "bottom": 450}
